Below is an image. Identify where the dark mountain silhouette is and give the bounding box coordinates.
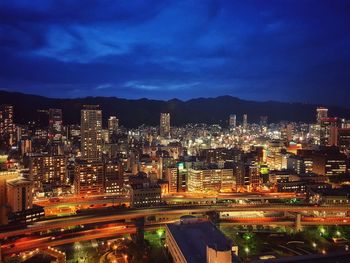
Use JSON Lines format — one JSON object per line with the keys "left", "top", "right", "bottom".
{"left": 1, "top": 90, "right": 349, "bottom": 128}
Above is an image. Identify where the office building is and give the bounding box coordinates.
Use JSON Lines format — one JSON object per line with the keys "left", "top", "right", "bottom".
{"left": 6, "top": 177, "right": 33, "bottom": 213}
{"left": 0, "top": 104, "right": 15, "bottom": 147}
{"left": 108, "top": 116, "right": 119, "bottom": 140}
{"left": 130, "top": 181, "right": 161, "bottom": 208}
{"left": 0, "top": 171, "right": 18, "bottom": 225}
{"left": 320, "top": 117, "right": 338, "bottom": 146}
{"left": 74, "top": 160, "right": 104, "bottom": 195}
{"left": 312, "top": 150, "right": 348, "bottom": 176}
{"left": 28, "top": 154, "right": 67, "bottom": 190}
{"left": 48, "top": 108, "right": 63, "bottom": 141}
{"left": 160, "top": 113, "right": 171, "bottom": 138}
{"left": 166, "top": 218, "right": 235, "bottom": 263}
{"left": 243, "top": 114, "right": 248, "bottom": 129}
{"left": 338, "top": 128, "right": 350, "bottom": 154}
{"left": 229, "top": 114, "right": 236, "bottom": 128}
{"left": 316, "top": 107, "right": 328, "bottom": 124}
{"left": 81, "top": 105, "right": 102, "bottom": 160}
{"left": 104, "top": 161, "right": 124, "bottom": 194}
{"left": 187, "top": 168, "right": 234, "bottom": 193}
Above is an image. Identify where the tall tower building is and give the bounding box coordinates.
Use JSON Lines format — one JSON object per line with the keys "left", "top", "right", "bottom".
{"left": 229, "top": 114, "right": 236, "bottom": 128}
{"left": 81, "top": 105, "right": 102, "bottom": 161}
{"left": 160, "top": 113, "right": 171, "bottom": 138}
{"left": 0, "top": 105, "right": 15, "bottom": 147}
{"left": 243, "top": 114, "right": 248, "bottom": 129}
{"left": 316, "top": 107, "right": 328, "bottom": 124}
{"left": 48, "top": 108, "right": 63, "bottom": 141}
{"left": 108, "top": 116, "right": 119, "bottom": 137}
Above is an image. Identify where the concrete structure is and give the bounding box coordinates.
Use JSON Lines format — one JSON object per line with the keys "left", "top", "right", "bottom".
{"left": 74, "top": 160, "right": 104, "bottom": 195}
{"left": 187, "top": 168, "right": 234, "bottom": 193}
{"left": 229, "top": 114, "right": 236, "bottom": 128}
{"left": 130, "top": 182, "right": 161, "bottom": 208}
{"left": 166, "top": 218, "right": 235, "bottom": 263}
{"left": 0, "top": 170, "right": 18, "bottom": 225}
{"left": 6, "top": 177, "right": 33, "bottom": 213}
{"left": 81, "top": 105, "right": 102, "bottom": 161}
{"left": 48, "top": 108, "right": 63, "bottom": 141}
{"left": 160, "top": 113, "right": 171, "bottom": 138}
{"left": 28, "top": 154, "right": 67, "bottom": 190}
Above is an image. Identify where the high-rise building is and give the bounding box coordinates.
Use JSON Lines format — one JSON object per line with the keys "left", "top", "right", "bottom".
{"left": 160, "top": 113, "right": 170, "bottom": 138}
{"left": 81, "top": 105, "right": 102, "bottom": 161}
{"left": 281, "top": 124, "right": 293, "bottom": 143}
{"left": 338, "top": 128, "right": 350, "bottom": 155}
{"left": 108, "top": 116, "right": 119, "bottom": 139}
{"left": 312, "top": 149, "right": 348, "bottom": 176}
{"left": 316, "top": 107, "right": 328, "bottom": 124}
{"left": 74, "top": 160, "right": 104, "bottom": 195}
{"left": 48, "top": 108, "right": 63, "bottom": 141}
{"left": 0, "top": 171, "right": 18, "bottom": 225}
{"left": 243, "top": 114, "right": 248, "bottom": 129}
{"left": 320, "top": 118, "right": 338, "bottom": 146}
{"left": 6, "top": 177, "right": 33, "bottom": 213}
{"left": 0, "top": 105, "right": 15, "bottom": 147}
{"left": 28, "top": 154, "right": 67, "bottom": 190}
{"left": 229, "top": 114, "right": 236, "bottom": 128}
{"left": 104, "top": 161, "right": 124, "bottom": 194}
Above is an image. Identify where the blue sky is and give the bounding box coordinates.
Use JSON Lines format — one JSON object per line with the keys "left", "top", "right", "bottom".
{"left": 1, "top": 0, "right": 350, "bottom": 106}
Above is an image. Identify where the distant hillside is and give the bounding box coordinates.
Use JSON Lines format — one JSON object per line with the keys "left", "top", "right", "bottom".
{"left": 1, "top": 90, "right": 349, "bottom": 128}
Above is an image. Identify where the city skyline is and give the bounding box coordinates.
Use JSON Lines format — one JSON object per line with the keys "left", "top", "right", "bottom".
{"left": 1, "top": 1, "right": 350, "bottom": 106}
{"left": 2, "top": 1, "right": 350, "bottom": 262}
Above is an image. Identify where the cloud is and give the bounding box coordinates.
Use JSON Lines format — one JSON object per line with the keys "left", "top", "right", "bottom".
{"left": 1, "top": 0, "right": 350, "bottom": 106}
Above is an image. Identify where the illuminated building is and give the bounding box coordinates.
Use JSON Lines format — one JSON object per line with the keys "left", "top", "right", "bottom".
{"left": 229, "top": 114, "right": 236, "bottom": 128}
{"left": 20, "top": 138, "right": 32, "bottom": 156}
{"left": 266, "top": 140, "right": 284, "bottom": 170}
{"left": 165, "top": 167, "right": 178, "bottom": 193}
{"left": 287, "top": 155, "right": 305, "bottom": 175}
{"left": 243, "top": 114, "right": 248, "bottom": 129}
{"left": 277, "top": 181, "right": 306, "bottom": 193}
{"left": 0, "top": 171, "right": 18, "bottom": 225}
{"left": 281, "top": 123, "right": 293, "bottom": 143}
{"left": 6, "top": 177, "right": 33, "bottom": 212}
{"left": 74, "top": 160, "right": 104, "bottom": 195}
{"left": 312, "top": 149, "right": 348, "bottom": 176}
{"left": 166, "top": 218, "right": 236, "bottom": 263}
{"left": 48, "top": 108, "right": 63, "bottom": 141}
{"left": 81, "top": 105, "right": 102, "bottom": 161}
{"left": 320, "top": 117, "right": 338, "bottom": 146}
{"left": 130, "top": 181, "right": 161, "bottom": 208}
{"left": 187, "top": 168, "right": 234, "bottom": 193}
{"left": 316, "top": 107, "right": 328, "bottom": 124}
{"left": 338, "top": 128, "right": 350, "bottom": 154}
{"left": 104, "top": 161, "right": 124, "bottom": 194}
{"left": 160, "top": 112, "right": 171, "bottom": 138}
{"left": 108, "top": 116, "right": 119, "bottom": 141}
{"left": 6, "top": 176, "right": 44, "bottom": 224}
{"left": 0, "top": 104, "right": 15, "bottom": 147}
{"left": 28, "top": 154, "right": 67, "bottom": 190}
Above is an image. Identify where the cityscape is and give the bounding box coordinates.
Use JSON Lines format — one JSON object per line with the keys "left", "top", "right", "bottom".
{"left": 2, "top": 1, "right": 350, "bottom": 263}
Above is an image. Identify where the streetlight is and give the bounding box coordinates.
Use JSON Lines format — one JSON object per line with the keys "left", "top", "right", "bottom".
{"left": 312, "top": 242, "right": 317, "bottom": 248}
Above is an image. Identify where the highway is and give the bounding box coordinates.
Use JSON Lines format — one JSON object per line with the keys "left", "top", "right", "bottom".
{"left": 2, "top": 215, "right": 350, "bottom": 255}
{"left": 1, "top": 204, "right": 350, "bottom": 240}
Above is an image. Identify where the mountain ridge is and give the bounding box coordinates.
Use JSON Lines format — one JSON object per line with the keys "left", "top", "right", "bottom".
{"left": 0, "top": 90, "right": 349, "bottom": 128}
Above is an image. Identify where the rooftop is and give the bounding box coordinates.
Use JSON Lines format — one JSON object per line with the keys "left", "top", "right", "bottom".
{"left": 167, "top": 220, "right": 232, "bottom": 263}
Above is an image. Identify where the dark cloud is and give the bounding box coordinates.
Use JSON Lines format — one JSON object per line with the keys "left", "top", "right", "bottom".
{"left": 1, "top": 0, "right": 350, "bottom": 107}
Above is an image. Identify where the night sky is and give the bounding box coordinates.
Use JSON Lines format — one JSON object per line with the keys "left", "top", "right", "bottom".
{"left": 1, "top": 1, "right": 350, "bottom": 106}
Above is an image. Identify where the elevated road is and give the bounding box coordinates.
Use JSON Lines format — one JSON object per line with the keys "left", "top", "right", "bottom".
{"left": 1, "top": 204, "right": 350, "bottom": 239}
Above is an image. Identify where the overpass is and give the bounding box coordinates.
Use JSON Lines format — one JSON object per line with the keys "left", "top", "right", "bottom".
{"left": 3, "top": 215, "right": 350, "bottom": 256}
{"left": 1, "top": 204, "right": 350, "bottom": 239}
